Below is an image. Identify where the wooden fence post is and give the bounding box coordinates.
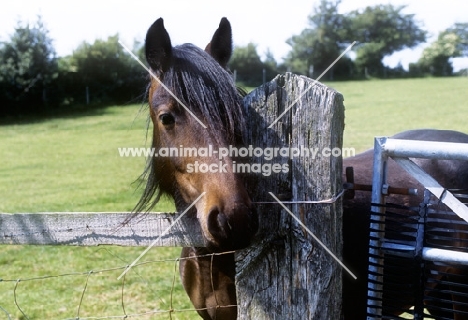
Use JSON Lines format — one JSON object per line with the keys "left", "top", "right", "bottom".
{"left": 236, "top": 73, "right": 345, "bottom": 319}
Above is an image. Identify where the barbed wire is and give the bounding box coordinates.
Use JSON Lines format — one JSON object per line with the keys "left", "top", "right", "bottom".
{"left": 0, "top": 249, "right": 236, "bottom": 320}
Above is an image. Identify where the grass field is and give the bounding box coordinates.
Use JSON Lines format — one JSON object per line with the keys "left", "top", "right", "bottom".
{"left": 0, "top": 106, "right": 191, "bottom": 319}
{"left": 0, "top": 76, "right": 467, "bottom": 319}
{"left": 327, "top": 77, "right": 468, "bottom": 152}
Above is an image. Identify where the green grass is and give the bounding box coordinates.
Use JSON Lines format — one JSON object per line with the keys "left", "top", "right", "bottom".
{"left": 1, "top": 77, "right": 467, "bottom": 319}
{"left": 0, "top": 105, "right": 192, "bottom": 319}
{"left": 0, "top": 105, "right": 175, "bottom": 213}
{"left": 326, "top": 77, "right": 468, "bottom": 153}
{"left": 0, "top": 246, "right": 192, "bottom": 319}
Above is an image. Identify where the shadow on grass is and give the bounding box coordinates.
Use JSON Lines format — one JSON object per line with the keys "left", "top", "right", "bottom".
{"left": 0, "top": 99, "right": 147, "bottom": 126}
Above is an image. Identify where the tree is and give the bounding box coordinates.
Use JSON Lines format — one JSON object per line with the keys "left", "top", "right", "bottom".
{"left": 446, "top": 22, "right": 468, "bottom": 56}
{"left": 284, "top": 0, "right": 351, "bottom": 79}
{"left": 0, "top": 16, "right": 58, "bottom": 115}
{"left": 348, "top": 4, "right": 426, "bottom": 77}
{"left": 229, "top": 43, "right": 276, "bottom": 87}
{"left": 410, "top": 23, "right": 468, "bottom": 76}
{"left": 65, "top": 35, "right": 146, "bottom": 105}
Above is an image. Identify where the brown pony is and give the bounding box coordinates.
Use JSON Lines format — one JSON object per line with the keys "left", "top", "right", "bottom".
{"left": 137, "top": 18, "right": 257, "bottom": 319}
{"left": 343, "top": 129, "right": 468, "bottom": 319}
{"left": 137, "top": 17, "right": 468, "bottom": 320}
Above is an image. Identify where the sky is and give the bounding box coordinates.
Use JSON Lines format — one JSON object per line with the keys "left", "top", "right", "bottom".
{"left": 1, "top": 0, "right": 467, "bottom": 71}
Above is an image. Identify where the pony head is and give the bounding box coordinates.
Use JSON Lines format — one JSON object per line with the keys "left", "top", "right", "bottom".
{"left": 137, "top": 18, "right": 258, "bottom": 250}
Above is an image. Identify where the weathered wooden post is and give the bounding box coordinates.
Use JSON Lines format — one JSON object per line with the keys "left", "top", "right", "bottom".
{"left": 236, "top": 73, "right": 345, "bottom": 319}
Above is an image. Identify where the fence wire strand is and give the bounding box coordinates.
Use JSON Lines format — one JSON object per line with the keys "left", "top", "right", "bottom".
{"left": 13, "top": 279, "right": 29, "bottom": 320}
{"left": 0, "top": 249, "right": 237, "bottom": 319}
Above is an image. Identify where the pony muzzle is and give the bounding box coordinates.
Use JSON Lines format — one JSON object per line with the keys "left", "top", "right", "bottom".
{"left": 206, "top": 203, "right": 258, "bottom": 250}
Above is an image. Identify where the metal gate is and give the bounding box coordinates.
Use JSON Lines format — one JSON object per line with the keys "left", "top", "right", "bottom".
{"left": 367, "top": 138, "right": 468, "bottom": 319}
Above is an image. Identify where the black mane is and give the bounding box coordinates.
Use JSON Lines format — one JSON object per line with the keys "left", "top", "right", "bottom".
{"left": 166, "top": 44, "right": 244, "bottom": 141}
{"left": 134, "top": 44, "right": 246, "bottom": 213}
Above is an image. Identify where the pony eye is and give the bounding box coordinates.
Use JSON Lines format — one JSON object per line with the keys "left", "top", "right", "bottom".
{"left": 159, "top": 113, "right": 175, "bottom": 126}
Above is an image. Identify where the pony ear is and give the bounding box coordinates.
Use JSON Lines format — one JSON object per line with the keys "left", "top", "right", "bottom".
{"left": 145, "top": 18, "right": 172, "bottom": 72}
{"left": 205, "top": 17, "right": 232, "bottom": 68}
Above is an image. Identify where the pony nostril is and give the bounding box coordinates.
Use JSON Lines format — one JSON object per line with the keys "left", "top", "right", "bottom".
{"left": 218, "top": 212, "right": 231, "bottom": 230}
{"left": 207, "top": 204, "right": 258, "bottom": 249}
{"left": 208, "top": 208, "right": 231, "bottom": 242}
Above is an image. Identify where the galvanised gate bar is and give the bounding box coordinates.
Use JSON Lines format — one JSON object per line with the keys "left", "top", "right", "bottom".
{"left": 368, "top": 138, "right": 468, "bottom": 319}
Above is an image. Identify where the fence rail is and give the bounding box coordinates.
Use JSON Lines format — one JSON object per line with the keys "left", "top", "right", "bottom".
{"left": 0, "top": 212, "right": 204, "bottom": 247}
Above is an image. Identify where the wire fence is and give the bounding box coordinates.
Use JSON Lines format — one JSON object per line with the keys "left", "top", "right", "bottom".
{"left": 0, "top": 247, "right": 234, "bottom": 320}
